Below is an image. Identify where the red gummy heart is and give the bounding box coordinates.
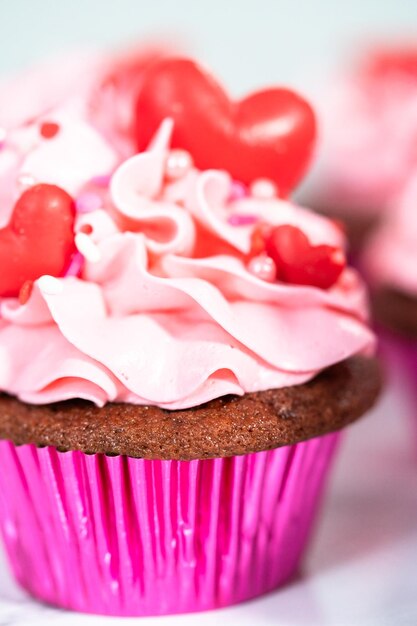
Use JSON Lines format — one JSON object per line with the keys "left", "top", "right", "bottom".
{"left": 0, "top": 184, "right": 76, "bottom": 297}
{"left": 135, "top": 58, "right": 316, "bottom": 196}
{"left": 265, "top": 225, "right": 345, "bottom": 289}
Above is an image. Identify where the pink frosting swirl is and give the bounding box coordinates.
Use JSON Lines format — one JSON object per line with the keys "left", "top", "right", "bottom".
{"left": 0, "top": 114, "right": 375, "bottom": 409}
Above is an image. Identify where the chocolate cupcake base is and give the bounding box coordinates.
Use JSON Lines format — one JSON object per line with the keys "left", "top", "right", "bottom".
{"left": 0, "top": 356, "right": 380, "bottom": 616}
{"left": 0, "top": 356, "right": 380, "bottom": 460}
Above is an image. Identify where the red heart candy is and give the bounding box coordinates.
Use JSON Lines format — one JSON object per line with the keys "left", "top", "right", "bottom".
{"left": 135, "top": 58, "right": 316, "bottom": 197}
{"left": 0, "top": 184, "right": 76, "bottom": 297}
{"left": 265, "top": 225, "right": 345, "bottom": 289}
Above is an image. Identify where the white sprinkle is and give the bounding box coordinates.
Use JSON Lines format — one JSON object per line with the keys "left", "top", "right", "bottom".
{"left": 38, "top": 275, "right": 64, "bottom": 296}
{"left": 165, "top": 149, "right": 193, "bottom": 180}
{"left": 75, "top": 232, "right": 101, "bottom": 264}
{"left": 17, "top": 173, "right": 36, "bottom": 190}
{"left": 250, "top": 178, "right": 278, "bottom": 200}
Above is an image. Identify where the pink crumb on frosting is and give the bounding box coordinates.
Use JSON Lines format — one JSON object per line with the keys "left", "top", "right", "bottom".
{"left": 90, "top": 173, "right": 112, "bottom": 187}
{"left": 228, "top": 214, "right": 259, "bottom": 226}
{"left": 228, "top": 180, "right": 247, "bottom": 202}
{"left": 76, "top": 192, "right": 102, "bottom": 213}
{"left": 64, "top": 252, "right": 84, "bottom": 277}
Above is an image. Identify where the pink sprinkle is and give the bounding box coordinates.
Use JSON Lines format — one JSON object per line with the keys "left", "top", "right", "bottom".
{"left": 228, "top": 214, "right": 259, "bottom": 227}
{"left": 76, "top": 192, "right": 102, "bottom": 214}
{"left": 228, "top": 181, "right": 247, "bottom": 202}
{"left": 90, "top": 174, "right": 111, "bottom": 187}
{"left": 65, "top": 252, "right": 84, "bottom": 277}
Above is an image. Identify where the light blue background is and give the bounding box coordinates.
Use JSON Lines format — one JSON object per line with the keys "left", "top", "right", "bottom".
{"left": 1, "top": 0, "right": 417, "bottom": 93}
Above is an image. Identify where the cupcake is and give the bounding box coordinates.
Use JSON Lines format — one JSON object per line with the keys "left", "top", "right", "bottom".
{"left": 308, "top": 43, "right": 417, "bottom": 253}
{"left": 364, "top": 173, "right": 417, "bottom": 412}
{"left": 0, "top": 57, "right": 380, "bottom": 616}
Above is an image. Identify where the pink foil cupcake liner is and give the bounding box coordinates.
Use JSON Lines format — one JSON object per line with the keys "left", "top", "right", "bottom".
{"left": 0, "top": 433, "right": 340, "bottom": 617}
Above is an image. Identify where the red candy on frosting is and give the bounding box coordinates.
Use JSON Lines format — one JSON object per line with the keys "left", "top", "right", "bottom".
{"left": 266, "top": 225, "right": 345, "bottom": 289}
{"left": 0, "top": 184, "right": 76, "bottom": 297}
{"left": 135, "top": 58, "right": 316, "bottom": 197}
{"left": 39, "top": 121, "right": 60, "bottom": 139}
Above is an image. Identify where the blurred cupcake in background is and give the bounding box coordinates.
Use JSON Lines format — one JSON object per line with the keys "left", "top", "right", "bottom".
{"left": 363, "top": 172, "right": 417, "bottom": 419}
{"left": 307, "top": 42, "right": 417, "bottom": 254}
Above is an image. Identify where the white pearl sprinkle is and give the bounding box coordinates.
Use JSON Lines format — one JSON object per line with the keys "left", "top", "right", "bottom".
{"left": 248, "top": 254, "right": 277, "bottom": 282}
{"left": 250, "top": 178, "right": 277, "bottom": 200}
{"left": 165, "top": 149, "right": 193, "bottom": 180}
{"left": 17, "top": 173, "right": 36, "bottom": 190}
{"left": 75, "top": 232, "right": 101, "bottom": 264}
{"left": 37, "top": 275, "right": 64, "bottom": 295}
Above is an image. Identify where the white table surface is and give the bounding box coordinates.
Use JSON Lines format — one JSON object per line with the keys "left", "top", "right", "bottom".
{"left": 0, "top": 361, "right": 416, "bottom": 626}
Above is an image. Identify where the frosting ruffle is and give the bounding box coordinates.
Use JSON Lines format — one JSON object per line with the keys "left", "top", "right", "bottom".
{"left": 0, "top": 116, "right": 375, "bottom": 409}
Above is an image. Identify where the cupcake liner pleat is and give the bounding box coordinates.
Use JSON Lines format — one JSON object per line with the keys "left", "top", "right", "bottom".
{"left": 0, "top": 433, "right": 339, "bottom": 616}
